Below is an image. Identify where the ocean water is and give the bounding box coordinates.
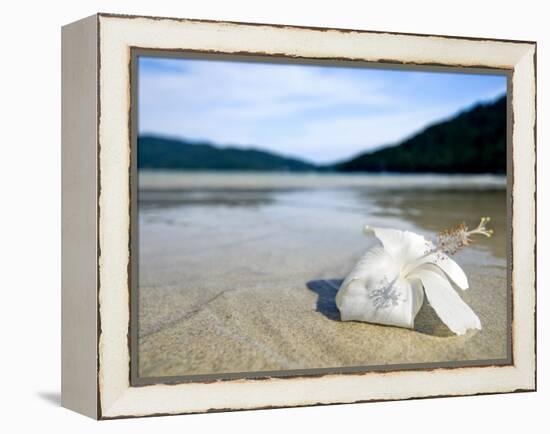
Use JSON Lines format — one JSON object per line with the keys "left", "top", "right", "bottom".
{"left": 138, "top": 171, "right": 507, "bottom": 260}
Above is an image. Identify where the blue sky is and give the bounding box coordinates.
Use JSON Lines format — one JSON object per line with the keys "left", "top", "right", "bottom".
{"left": 138, "top": 56, "right": 507, "bottom": 164}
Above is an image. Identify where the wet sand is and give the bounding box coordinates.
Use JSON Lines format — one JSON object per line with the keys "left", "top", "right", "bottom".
{"left": 137, "top": 172, "right": 509, "bottom": 378}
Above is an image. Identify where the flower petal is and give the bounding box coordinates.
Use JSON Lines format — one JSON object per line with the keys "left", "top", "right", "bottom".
{"left": 409, "top": 253, "right": 469, "bottom": 290}
{"left": 409, "top": 266, "right": 481, "bottom": 335}
{"left": 364, "top": 225, "right": 429, "bottom": 269}
{"left": 410, "top": 277, "right": 424, "bottom": 319}
{"left": 336, "top": 246, "right": 416, "bottom": 329}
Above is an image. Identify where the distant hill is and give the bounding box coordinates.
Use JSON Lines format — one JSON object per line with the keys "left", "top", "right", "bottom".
{"left": 139, "top": 96, "right": 506, "bottom": 174}
{"left": 138, "top": 136, "right": 317, "bottom": 172}
{"left": 334, "top": 96, "right": 507, "bottom": 174}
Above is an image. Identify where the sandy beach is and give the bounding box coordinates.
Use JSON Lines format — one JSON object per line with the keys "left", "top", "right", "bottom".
{"left": 137, "top": 172, "right": 509, "bottom": 379}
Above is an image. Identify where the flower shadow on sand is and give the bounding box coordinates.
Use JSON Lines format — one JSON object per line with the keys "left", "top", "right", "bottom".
{"left": 306, "top": 279, "right": 454, "bottom": 337}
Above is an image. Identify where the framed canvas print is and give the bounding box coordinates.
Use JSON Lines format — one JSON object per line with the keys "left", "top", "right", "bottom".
{"left": 61, "top": 13, "right": 536, "bottom": 419}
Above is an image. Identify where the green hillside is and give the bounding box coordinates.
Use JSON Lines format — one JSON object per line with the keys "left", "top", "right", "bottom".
{"left": 138, "top": 136, "right": 316, "bottom": 172}
{"left": 335, "top": 96, "right": 506, "bottom": 174}
{"left": 138, "top": 96, "right": 506, "bottom": 174}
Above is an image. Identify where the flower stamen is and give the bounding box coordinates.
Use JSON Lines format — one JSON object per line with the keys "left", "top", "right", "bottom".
{"left": 436, "top": 217, "right": 493, "bottom": 255}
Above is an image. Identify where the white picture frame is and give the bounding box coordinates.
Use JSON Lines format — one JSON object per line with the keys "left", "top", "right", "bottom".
{"left": 61, "top": 13, "right": 536, "bottom": 419}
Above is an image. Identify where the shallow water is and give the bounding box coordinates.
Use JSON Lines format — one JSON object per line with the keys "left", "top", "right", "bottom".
{"left": 137, "top": 171, "right": 509, "bottom": 378}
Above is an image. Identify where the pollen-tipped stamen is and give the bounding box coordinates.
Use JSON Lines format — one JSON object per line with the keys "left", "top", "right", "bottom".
{"left": 436, "top": 217, "right": 494, "bottom": 255}
{"left": 468, "top": 216, "right": 494, "bottom": 238}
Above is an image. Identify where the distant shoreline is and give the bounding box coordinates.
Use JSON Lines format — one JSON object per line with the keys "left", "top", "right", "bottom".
{"left": 138, "top": 170, "right": 507, "bottom": 191}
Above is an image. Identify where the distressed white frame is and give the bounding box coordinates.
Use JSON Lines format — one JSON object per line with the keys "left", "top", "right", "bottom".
{"left": 63, "top": 13, "right": 536, "bottom": 419}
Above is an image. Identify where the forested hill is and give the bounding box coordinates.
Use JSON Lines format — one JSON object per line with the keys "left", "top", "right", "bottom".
{"left": 334, "top": 96, "right": 507, "bottom": 174}
{"left": 138, "top": 96, "right": 506, "bottom": 174}
{"left": 137, "top": 136, "right": 316, "bottom": 172}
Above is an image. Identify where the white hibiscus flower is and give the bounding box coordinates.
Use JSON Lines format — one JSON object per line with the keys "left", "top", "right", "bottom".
{"left": 335, "top": 218, "right": 493, "bottom": 335}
